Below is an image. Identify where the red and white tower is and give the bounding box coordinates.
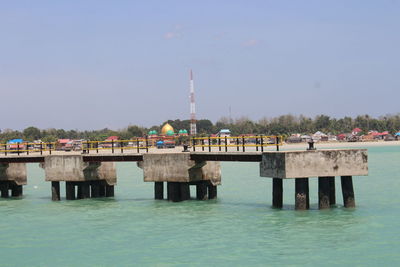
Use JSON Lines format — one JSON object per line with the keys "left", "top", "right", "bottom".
{"left": 189, "top": 69, "right": 197, "bottom": 135}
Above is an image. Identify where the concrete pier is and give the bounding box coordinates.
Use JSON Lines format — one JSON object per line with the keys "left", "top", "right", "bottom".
{"left": 0, "top": 163, "right": 27, "bottom": 198}
{"left": 154, "top": 182, "right": 164, "bottom": 199}
{"left": 196, "top": 181, "right": 208, "bottom": 200}
{"left": 341, "top": 176, "right": 355, "bottom": 208}
{"left": 318, "top": 177, "right": 331, "bottom": 209}
{"left": 140, "top": 153, "right": 221, "bottom": 202}
{"left": 261, "top": 149, "right": 368, "bottom": 209}
{"left": 295, "top": 178, "right": 309, "bottom": 210}
{"left": 272, "top": 178, "right": 283, "bottom": 208}
{"left": 51, "top": 181, "right": 60, "bottom": 201}
{"left": 42, "top": 155, "right": 116, "bottom": 200}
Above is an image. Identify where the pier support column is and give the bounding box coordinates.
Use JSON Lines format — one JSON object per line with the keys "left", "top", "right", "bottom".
{"left": 77, "top": 182, "right": 90, "bottom": 199}
{"left": 295, "top": 178, "right": 309, "bottom": 210}
{"left": 341, "top": 176, "right": 355, "bottom": 208}
{"left": 66, "top": 182, "right": 75, "bottom": 200}
{"left": 208, "top": 183, "right": 217, "bottom": 199}
{"left": 329, "top": 177, "right": 336, "bottom": 205}
{"left": 99, "top": 181, "right": 106, "bottom": 197}
{"left": 318, "top": 177, "right": 331, "bottom": 209}
{"left": 105, "top": 184, "right": 114, "bottom": 197}
{"left": 91, "top": 181, "right": 100, "bottom": 198}
{"left": 51, "top": 181, "right": 60, "bottom": 201}
{"left": 272, "top": 178, "right": 283, "bottom": 208}
{"left": 10, "top": 182, "right": 23, "bottom": 197}
{"left": 196, "top": 181, "right": 207, "bottom": 200}
{"left": 154, "top": 182, "right": 164, "bottom": 200}
{"left": 0, "top": 181, "right": 9, "bottom": 198}
{"left": 180, "top": 183, "right": 190, "bottom": 201}
{"left": 167, "top": 182, "right": 181, "bottom": 202}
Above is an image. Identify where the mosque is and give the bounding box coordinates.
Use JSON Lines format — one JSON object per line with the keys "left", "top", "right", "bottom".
{"left": 147, "top": 123, "right": 188, "bottom": 148}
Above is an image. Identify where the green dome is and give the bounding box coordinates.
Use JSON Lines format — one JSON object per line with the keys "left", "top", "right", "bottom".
{"left": 178, "top": 130, "right": 183, "bottom": 134}
{"left": 183, "top": 129, "right": 188, "bottom": 134}
{"left": 166, "top": 130, "right": 175, "bottom": 136}
{"left": 148, "top": 130, "right": 157, "bottom": 135}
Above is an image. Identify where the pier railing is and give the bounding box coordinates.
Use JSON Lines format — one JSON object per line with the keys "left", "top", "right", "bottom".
{"left": 191, "top": 135, "right": 283, "bottom": 152}
{"left": 0, "top": 135, "right": 283, "bottom": 155}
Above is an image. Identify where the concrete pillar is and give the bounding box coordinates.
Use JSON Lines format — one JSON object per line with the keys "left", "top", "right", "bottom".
{"left": 167, "top": 182, "right": 181, "bottom": 202}
{"left": 154, "top": 182, "right": 164, "bottom": 200}
{"left": 91, "top": 181, "right": 100, "bottom": 198}
{"left": 180, "top": 183, "right": 190, "bottom": 201}
{"left": 272, "top": 178, "right": 283, "bottom": 208}
{"left": 51, "top": 181, "right": 60, "bottom": 201}
{"left": 105, "top": 184, "right": 114, "bottom": 197}
{"left": 341, "top": 176, "right": 355, "bottom": 208}
{"left": 66, "top": 182, "right": 75, "bottom": 200}
{"left": 0, "top": 181, "right": 9, "bottom": 198}
{"left": 295, "top": 178, "right": 309, "bottom": 210}
{"left": 208, "top": 183, "right": 217, "bottom": 199}
{"left": 10, "top": 181, "right": 23, "bottom": 197}
{"left": 329, "top": 177, "right": 336, "bottom": 205}
{"left": 99, "top": 181, "right": 106, "bottom": 197}
{"left": 318, "top": 177, "right": 331, "bottom": 209}
{"left": 196, "top": 181, "right": 207, "bottom": 200}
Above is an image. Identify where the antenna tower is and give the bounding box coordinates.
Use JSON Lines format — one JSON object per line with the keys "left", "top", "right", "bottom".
{"left": 189, "top": 70, "right": 197, "bottom": 135}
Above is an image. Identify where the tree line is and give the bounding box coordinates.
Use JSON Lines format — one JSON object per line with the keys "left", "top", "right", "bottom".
{"left": 1, "top": 114, "right": 400, "bottom": 143}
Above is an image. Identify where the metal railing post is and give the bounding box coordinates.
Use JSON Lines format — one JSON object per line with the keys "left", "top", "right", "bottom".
{"left": 145, "top": 136, "right": 149, "bottom": 153}
{"left": 236, "top": 137, "right": 239, "bottom": 152}
{"left": 4, "top": 144, "right": 7, "bottom": 156}
{"left": 192, "top": 137, "right": 196, "bottom": 152}
{"left": 218, "top": 137, "right": 221, "bottom": 152}
{"left": 26, "top": 142, "right": 29, "bottom": 155}
{"left": 96, "top": 141, "right": 99, "bottom": 153}
{"left": 87, "top": 141, "right": 90, "bottom": 154}
{"left": 225, "top": 136, "right": 228, "bottom": 152}
{"left": 121, "top": 141, "right": 123, "bottom": 153}
{"left": 40, "top": 142, "right": 43, "bottom": 155}
{"left": 136, "top": 139, "right": 140, "bottom": 153}
{"left": 111, "top": 140, "right": 114, "bottom": 153}
{"left": 49, "top": 143, "right": 52, "bottom": 155}
{"left": 208, "top": 136, "right": 211, "bottom": 152}
{"left": 276, "top": 136, "right": 280, "bottom": 151}
{"left": 242, "top": 136, "right": 245, "bottom": 152}
{"left": 17, "top": 142, "right": 20, "bottom": 156}
{"left": 261, "top": 135, "right": 264, "bottom": 152}
{"left": 201, "top": 139, "right": 204, "bottom": 151}
{"left": 255, "top": 136, "right": 259, "bottom": 152}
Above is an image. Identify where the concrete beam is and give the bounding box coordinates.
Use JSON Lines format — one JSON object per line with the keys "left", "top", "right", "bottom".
{"left": 0, "top": 163, "right": 27, "bottom": 185}
{"left": 260, "top": 149, "right": 368, "bottom": 178}
{"left": 141, "top": 153, "right": 221, "bottom": 184}
{"left": 42, "top": 155, "right": 116, "bottom": 185}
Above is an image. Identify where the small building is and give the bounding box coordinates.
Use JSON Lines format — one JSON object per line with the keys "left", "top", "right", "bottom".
{"left": 352, "top": 128, "right": 362, "bottom": 136}
{"left": 312, "top": 131, "right": 328, "bottom": 142}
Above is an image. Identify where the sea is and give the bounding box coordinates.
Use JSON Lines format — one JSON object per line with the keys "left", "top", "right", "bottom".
{"left": 0, "top": 144, "right": 399, "bottom": 266}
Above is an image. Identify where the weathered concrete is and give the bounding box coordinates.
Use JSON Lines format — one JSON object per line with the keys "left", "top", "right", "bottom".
{"left": 208, "top": 183, "right": 217, "bottom": 199}
{"left": 196, "top": 181, "right": 208, "bottom": 200}
{"left": 341, "top": 176, "right": 355, "bottom": 208}
{"left": 295, "top": 178, "right": 309, "bottom": 210}
{"left": 42, "top": 155, "right": 116, "bottom": 186}
{"left": 51, "top": 181, "right": 60, "bottom": 201}
{"left": 0, "top": 163, "right": 27, "bottom": 185}
{"left": 272, "top": 178, "right": 283, "bottom": 208}
{"left": 140, "top": 153, "right": 221, "bottom": 185}
{"left": 260, "top": 149, "right": 368, "bottom": 178}
{"left": 318, "top": 177, "right": 331, "bottom": 209}
{"left": 154, "top": 182, "right": 164, "bottom": 199}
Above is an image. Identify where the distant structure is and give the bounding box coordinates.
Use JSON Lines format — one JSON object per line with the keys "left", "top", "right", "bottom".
{"left": 189, "top": 69, "right": 197, "bottom": 135}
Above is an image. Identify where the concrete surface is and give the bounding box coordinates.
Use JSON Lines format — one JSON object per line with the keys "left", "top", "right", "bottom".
{"left": 0, "top": 163, "right": 27, "bottom": 185}
{"left": 260, "top": 149, "right": 368, "bottom": 178}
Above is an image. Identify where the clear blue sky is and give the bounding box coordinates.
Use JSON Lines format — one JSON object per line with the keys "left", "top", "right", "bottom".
{"left": 1, "top": 0, "right": 399, "bottom": 130}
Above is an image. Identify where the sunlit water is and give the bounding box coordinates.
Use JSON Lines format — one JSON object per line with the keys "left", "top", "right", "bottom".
{"left": 1, "top": 145, "right": 399, "bottom": 266}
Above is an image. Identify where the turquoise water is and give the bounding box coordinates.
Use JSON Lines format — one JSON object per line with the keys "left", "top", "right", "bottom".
{"left": 1, "top": 145, "right": 400, "bottom": 266}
